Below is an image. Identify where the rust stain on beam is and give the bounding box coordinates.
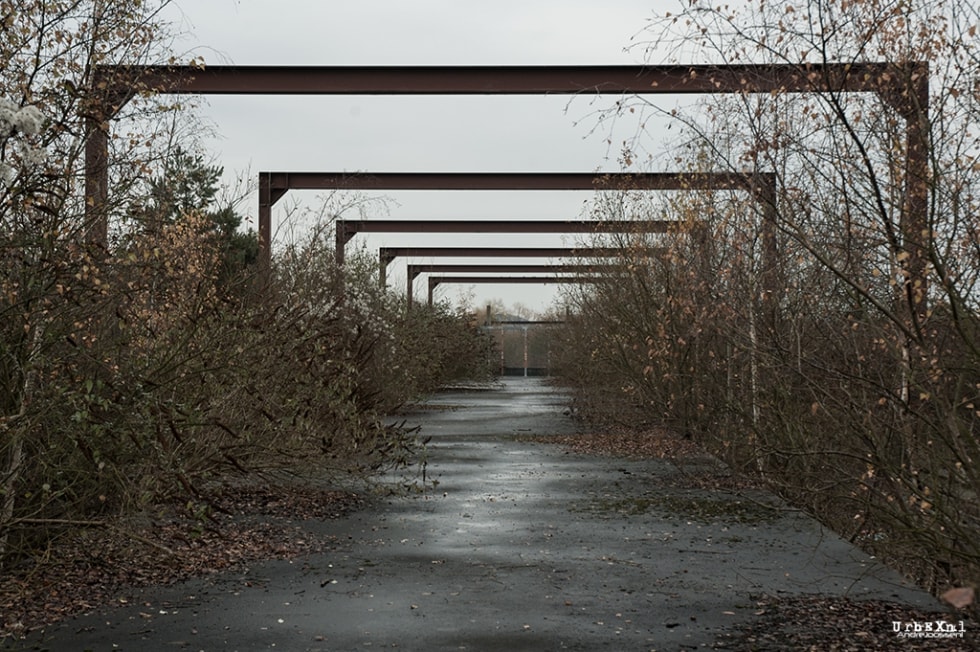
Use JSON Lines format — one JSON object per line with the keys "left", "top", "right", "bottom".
{"left": 406, "top": 263, "right": 608, "bottom": 306}
{"left": 431, "top": 275, "right": 599, "bottom": 285}
{"left": 382, "top": 246, "right": 631, "bottom": 265}
{"left": 336, "top": 218, "right": 679, "bottom": 251}
{"left": 379, "top": 245, "right": 653, "bottom": 286}
{"left": 262, "top": 171, "right": 760, "bottom": 199}
{"left": 95, "top": 63, "right": 921, "bottom": 97}
{"left": 85, "top": 62, "right": 928, "bottom": 313}
{"left": 406, "top": 263, "right": 604, "bottom": 280}
{"left": 427, "top": 274, "right": 602, "bottom": 305}
{"left": 263, "top": 171, "right": 763, "bottom": 266}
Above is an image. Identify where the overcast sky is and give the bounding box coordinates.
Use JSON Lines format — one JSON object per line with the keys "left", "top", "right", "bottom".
{"left": 160, "top": 1, "right": 671, "bottom": 313}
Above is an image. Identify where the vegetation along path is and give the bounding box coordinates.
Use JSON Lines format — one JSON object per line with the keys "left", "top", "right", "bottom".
{"left": 17, "top": 379, "right": 970, "bottom": 651}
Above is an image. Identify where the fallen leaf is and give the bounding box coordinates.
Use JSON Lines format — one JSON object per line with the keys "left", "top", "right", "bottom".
{"left": 941, "top": 586, "right": 975, "bottom": 609}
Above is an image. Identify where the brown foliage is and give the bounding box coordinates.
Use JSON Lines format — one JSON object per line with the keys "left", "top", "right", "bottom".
{"left": 554, "top": 0, "right": 980, "bottom": 607}
{"left": 0, "top": 484, "right": 360, "bottom": 638}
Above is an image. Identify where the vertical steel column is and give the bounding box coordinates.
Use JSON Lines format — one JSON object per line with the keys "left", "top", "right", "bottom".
{"left": 751, "top": 173, "right": 781, "bottom": 304}
{"left": 257, "top": 173, "right": 273, "bottom": 283}
{"left": 379, "top": 249, "right": 393, "bottom": 288}
{"left": 873, "top": 62, "right": 930, "bottom": 323}
{"left": 901, "top": 64, "right": 930, "bottom": 324}
{"left": 83, "top": 115, "right": 110, "bottom": 246}
{"left": 427, "top": 276, "right": 438, "bottom": 306}
{"left": 80, "top": 63, "right": 930, "bottom": 306}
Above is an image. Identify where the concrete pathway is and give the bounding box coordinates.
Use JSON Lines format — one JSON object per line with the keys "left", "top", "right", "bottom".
{"left": 17, "top": 378, "right": 938, "bottom": 651}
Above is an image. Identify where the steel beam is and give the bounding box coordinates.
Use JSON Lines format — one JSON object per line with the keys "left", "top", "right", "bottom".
{"left": 341, "top": 218, "right": 669, "bottom": 271}
{"left": 427, "top": 275, "right": 602, "bottom": 306}
{"left": 262, "top": 170, "right": 756, "bottom": 194}
{"left": 336, "top": 217, "right": 678, "bottom": 250}
{"left": 256, "top": 170, "right": 767, "bottom": 268}
{"left": 85, "top": 62, "right": 928, "bottom": 313}
{"left": 378, "top": 246, "right": 644, "bottom": 287}
{"left": 92, "top": 62, "right": 921, "bottom": 97}
{"left": 406, "top": 263, "right": 604, "bottom": 279}
{"left": 406, "top": 263, "right": 607, "bottom": 306}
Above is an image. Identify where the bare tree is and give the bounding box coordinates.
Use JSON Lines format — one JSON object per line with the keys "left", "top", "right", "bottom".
{"left": 558, "top": 0, "right": 979, "bottom": 601}
{"left": 0, "top": 0, "right": 187, "bottom": 558}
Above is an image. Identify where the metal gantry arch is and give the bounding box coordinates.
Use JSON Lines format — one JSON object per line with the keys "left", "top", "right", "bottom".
{"left": 336, "top": 219, "right": 674, "bottom": 266}
{"left": 311, "top": 171, "right": 773, "bottom": 301}
{"left": 259, "top": 170, "right": 773, "bottom": 270}
{"left": 258, "top": 170, "right": 776, "bottom": 299}
{"left": 426, "top": 275, "right": 604, "bottom": 306}
{"left": 377, "top": 246, "right": 660, "bottom": 287}
{"left": 406, "top": 264, "right": 606, "bottom": 306}
{"left": 84, "top": 62, "right": 929, "bottom": 310}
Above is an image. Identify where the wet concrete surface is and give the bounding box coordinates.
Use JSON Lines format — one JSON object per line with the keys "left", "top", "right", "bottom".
{"left": 16, "top": 378, "right": 939, "bottom": 651}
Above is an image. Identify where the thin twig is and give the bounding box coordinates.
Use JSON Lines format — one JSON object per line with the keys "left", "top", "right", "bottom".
{"left": 12, "top": 519, "right": 175, "bottom": 556}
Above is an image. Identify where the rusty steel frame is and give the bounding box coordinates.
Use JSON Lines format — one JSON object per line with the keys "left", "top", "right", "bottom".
{"left": 406, "top": 263, "right": 605, "bottom": 306}
{"left": 406, "top": 263, "right": 603, "bottom": 280}
{"left": 305, "top": 170, "right": 773, "bottom": 300}
{"left": 88, "top": 63, "right": 922, "bottom": 97}
{"left": 336, "top": 218, "right": 679, "bottom": 265}
{"left": 85, "top": 62, "right": 928, "bottom": 312}
{"left": 427, "top": 275, "right": 602, "bottom": 306}
{"left": 378, "top": 246, "right": 651, "bottom": 287}
{"left": 257, "top": 170, "right": 769, "bottom": 269}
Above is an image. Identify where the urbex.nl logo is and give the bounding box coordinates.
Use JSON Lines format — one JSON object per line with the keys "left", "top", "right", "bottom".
{"left": 892, "top": 620, "right": 966, "bottom": 639}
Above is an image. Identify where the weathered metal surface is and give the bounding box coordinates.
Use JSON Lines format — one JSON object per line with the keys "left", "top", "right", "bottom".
{"left": 406, "top": 263, "right": 604, "bottom": 279}
{"left": 262, "top": 171, "right": 761, "bottom": 196}
{"left": 406, "top": 263, "right": 608, "bottom": 306}
{"left": 336, "top": 218, "right": 678, "bottom": 244}
{"left": 92, "top": 63, "right": 925, "bottom": 97}
{"left": 430, "top": 275, "right": 600, "bottom": 286}
{"left": 427, "top": 275, "right": 603, "bottom": 305}
{"left": 378, "top": 246, "right": 648, "bottom": 286}
{"left": 84, "top": 62, "right": 928, "bottom": 309}
{"left": 381, "top": 245, "right": 655, "bottom": 264}
{"left": 257, "top": 171, "right": 764, "bottom": 267}
{"left": 264, "top": 171, "right": 765, "bottom": 265}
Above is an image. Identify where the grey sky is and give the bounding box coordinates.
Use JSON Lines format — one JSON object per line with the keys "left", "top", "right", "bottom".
{"left": 161, "top": 1, "right": 668, "bottom": 312}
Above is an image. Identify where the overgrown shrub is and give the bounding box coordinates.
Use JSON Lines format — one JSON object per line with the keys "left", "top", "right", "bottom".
{"left": 557, "top": 187, "right": 980, "bottom": 600}
{"left": 0, "top": 0, "right": 498, "bottom": 573}
{"left": 555, "top": 0, "right": 980, "bottom": 605}
{"left": 0, "top": 197, "right": 495, "bottom": 563}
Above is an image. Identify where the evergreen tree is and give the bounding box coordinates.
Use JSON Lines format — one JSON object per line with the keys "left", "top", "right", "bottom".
{"left": 131, "top": 146, "right": 258, "bottom": 278}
